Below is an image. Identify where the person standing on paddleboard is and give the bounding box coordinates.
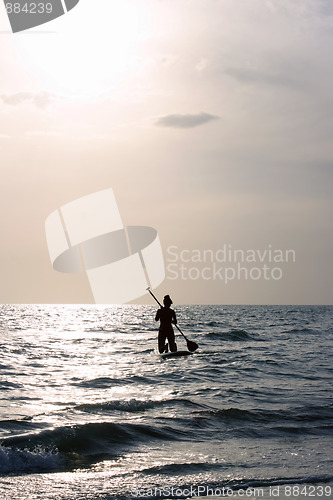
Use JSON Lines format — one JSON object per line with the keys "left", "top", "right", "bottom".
{"left": 155, "top": 295, "right": 177, "bottom": 353}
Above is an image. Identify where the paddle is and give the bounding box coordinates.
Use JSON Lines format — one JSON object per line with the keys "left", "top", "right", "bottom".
{"left": 146, "top": 287, "right": 199, "bottom": 352}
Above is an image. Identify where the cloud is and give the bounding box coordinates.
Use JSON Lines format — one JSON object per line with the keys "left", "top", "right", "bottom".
{"left": 155, "top": 112, "right": 219, "bottom": 129}
{"left": 0, "top": 134, "right": 11, "bottom": 140}
{"left": 0, "top": 91, "right": 55, "bottom": 109}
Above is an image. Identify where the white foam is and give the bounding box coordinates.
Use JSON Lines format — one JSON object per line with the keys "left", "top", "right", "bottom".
{"left": 0, "top": 445, "right": 62, "bottom": 474}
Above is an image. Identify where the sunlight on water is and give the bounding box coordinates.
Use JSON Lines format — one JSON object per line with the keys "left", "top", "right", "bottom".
{"left": 0, "top": 305, "right": 332, "bottom": 499}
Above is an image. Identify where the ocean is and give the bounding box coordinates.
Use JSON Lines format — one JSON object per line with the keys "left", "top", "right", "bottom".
{"left": 0, "top": 304, "right": 332, "bottom": 500}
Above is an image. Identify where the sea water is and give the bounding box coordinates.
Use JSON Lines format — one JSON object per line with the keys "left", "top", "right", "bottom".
{"left": 0, "top": 305, "right": 332, "bottom": 499}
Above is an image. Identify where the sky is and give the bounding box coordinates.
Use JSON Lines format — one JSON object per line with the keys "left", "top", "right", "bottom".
{"left": 0, "top": 0, "right": 332, "bottom": 305}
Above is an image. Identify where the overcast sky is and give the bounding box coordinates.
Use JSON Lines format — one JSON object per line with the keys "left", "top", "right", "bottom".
{"left": 0, "top": 0, "right": 332, "bottom": 304}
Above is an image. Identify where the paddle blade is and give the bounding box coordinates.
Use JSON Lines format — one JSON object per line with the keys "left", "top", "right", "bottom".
{"left": 187, "top": 340, "right": 199, "bottom": 352}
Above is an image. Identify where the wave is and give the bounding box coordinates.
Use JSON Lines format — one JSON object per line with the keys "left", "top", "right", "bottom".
{"left": 72, "top": 375, "right": 150, "bottom": 388}
{"left": 74, "top": 399, "right": 163, "bottom": 414}
{"left": 200, "top": 404, "right": 333, "bottom": 422}
{"left": 0, "top": 444, "right": 62, "bottom": 475}
{"left": 194, "top": 404, "right": 333, "bottom": 437}
{"left": 206, "top": 321, "right": 223, "bottom": 327}
{"left": 0, "top": 417, "right": 44, "bottom": 436}
{"left": 0, "top": 381, "right": 23, "bottom": 390}
{"left": 140, "top": 460, "right": 241, "bottom": 475}
{"left": 284, "top": 327, "right": 323, "bottom": 335}
{"left": 207, "top": 329, "right": 256, "bottom": 341}
{"left": 73, "top": 397, "right": 209, "bottom": 415}
{"left": 0, "top": 420, "right": 186, "bottom": 475}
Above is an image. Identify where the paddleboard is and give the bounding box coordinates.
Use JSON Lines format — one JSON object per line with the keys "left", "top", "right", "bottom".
{"left": 160, "top": 350, "right": 193, "bottom": 359}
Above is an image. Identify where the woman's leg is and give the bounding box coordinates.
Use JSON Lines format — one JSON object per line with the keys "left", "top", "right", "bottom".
{"left": 167, "top": 331, "right": 177, "bottom": 352}
{"left": 158, "top": 331, "right": 168, "bottom": 353}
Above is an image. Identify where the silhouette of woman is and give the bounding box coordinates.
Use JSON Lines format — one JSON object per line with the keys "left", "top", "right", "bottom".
{"left": 155, "top": 295, "right": 177, "bottom": 353}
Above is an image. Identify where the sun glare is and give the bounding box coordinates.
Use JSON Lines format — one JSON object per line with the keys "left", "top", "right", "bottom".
{"left": 14, "top": 1, "right": 150, "bottom": 96}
